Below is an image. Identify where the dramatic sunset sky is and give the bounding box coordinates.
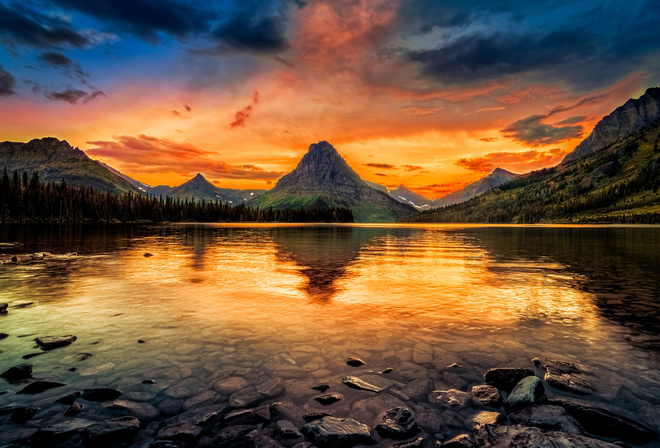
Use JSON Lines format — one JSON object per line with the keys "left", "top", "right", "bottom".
{"left": 1, "top": 0, "right": 659, "bottom": 196}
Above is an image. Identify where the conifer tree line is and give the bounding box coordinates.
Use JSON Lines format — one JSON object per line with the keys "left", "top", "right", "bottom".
{"left": 0, "top": 168, "right": 354, "bottom": 224}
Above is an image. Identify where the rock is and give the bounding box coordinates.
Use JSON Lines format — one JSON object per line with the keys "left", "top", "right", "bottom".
{"left": 246, "top": 429, "right": 287, "bottom": 448}
{"left": 108, "top": 399, "right": 160, "bottom": 419}
{"left": 214, "top": 376, "right": 250, "bottom": 395}
{"left": 17, "top": 380, "right": 66, "bottom": 394}
{"left": 144, "top": 253, "right": 153, "bottom": 257}
{"left": 278, "top": 420, "right": 303, "bottom": 438}
{"left": 30, "top": 420, "right": 94, "bottom": 448}
{"left": 414, "top": 408, "right": 444, "bottom": 433}
{"left": 213, "top": 424, "right": 256, "bottom": 447}
{"left": 65, "top": 402, "right": 85, "bottom": 416}
{"left": 143, "top": 379, "right": 156, "bottom": 384}
{"left": 551, "top": 397, "right": 658, "bottom": 444}
{"left": 315, "top": 393, "right": 343, "bottom": 405}
{"left": 474, "top": 424, "right": 624, "bottom": 448}
{"left": 381, "top": 367, "right": 394, "bottom": 374}
{"left": 0, "top": 332, "right": 8, "bottom": 339}
{"left": 0, "top": 303, "right": 7, "bottom": 313}
{"left": 443, "top": 434, "right": 475, "bottom": 448}
{"left": 430, "top": 389, "right": 471, "bottom": 407}
{"left": 313, "top": 383, "right": 331, "bottom": 392}
{"left": 484, "top": 367, "right": 535, "bottom": 392}
{"left": 509, "top": 405, "right": 585, "bottom": 435}
{"left": 390, "top": 437, "right": 424, "bottom": 448}
{"left": 229, "top": 386, "right": 264, "bottom": 409}
{"left": 83, "top": 416, "right": 140, "bottom": 448}
{"left": 400, "top": 378, "right": 432, "bottom": 401}
{"left": 80, "top": 362, "right": 115, "bottom": 376}
{"left": 272, "top": 401, "right": 305, "bottom": 424}
{"left": 224, "top": 405, "right": 270, "bottom": 425}
{"left": 157, "top": 405, "right": 226, "bottom": 441}
{"left": 182, "top": 390, "right": 217, "bottom": 410}
{"left": 55, "top": 391, "right": 82, "bottom": 404}
{"left": 413, "top": 343, "right": 433, "bottom": 364}
{"left": 256, "top": 377, "right": 284, "bottom": 399}
{"left": 82, "top": 387, "right": 122, "bottom": 402}
{"left": 342, "top": 376, "right": 384, "bottom": 393}
{"left": 70, "top": 352, "right": 94, "bottom": 361}
{"left": 352, "top": 394, "right": 408, "bottom": 425}
{"left": 532, "top": 357, "right": 597, "bottom": 395}
{"left": 305, "top": 412, "right": 332, "bottom": 422}
{"left": 300, "top": 416, "right": 376, "bottom": 448}
{"left": 346, "top": 357, "right": 365, "bottom": 367}
{"left": 35, "top": 335, "right": 77, "bottom": 350}
{"left": 10, "top": 406, "right": 39, "bottom": 423}
{"left": 22, "top": 352, "right": 44, "bottom": 359}
{"left": 505, "top": 376, "right": 546, "bottom": 411}
{"left": 470, "top": 411, "right": 505, "bottom": 429}
{"left": 471, "top": 384, "right": 503, "bottom": 408}
{"left": 375, "top": 407, "right": 418, "bottom": 439}
{"left": 1, "top": 363, "right": 33, "bottom": 383}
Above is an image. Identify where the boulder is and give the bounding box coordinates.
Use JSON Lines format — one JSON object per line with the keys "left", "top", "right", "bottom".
{"left": 551, "top": 397, "right": 658, "bottom": 444}
{"left": 471, "top": 384, "right": 503, "bottom": 408}
{"left": 315, "top": 393, "right": 343, "bottom": 405}
{"left": 83, "top": 416, "right": 140, "bottom": 448}
{"left": 474, "top": 424, "right": 624, "bottom": 448}
{"left": 375, "top": 407, "right": 418, "bottom": 439}
{"left": 484, "top": 368, "right": 535, "bottom": 392}
{"left": 505, "top": 376, "right": 546, "bottom": 411}
{"left": 346, "top": 357, "right": 365, "bottom": 367}
{"left": 1, "top": 363, "right": 33, "bottom": 383}
{"left": 82, "top": 387, "right": 122, "bottom": 402}
{"left": 300, "top": 416, "right": 376, "bottom": 447}
{"left": 35, "top": 335, "right": 77, "bottom": 350}
{"left": 17, "top": 380, "right": 65, "bottom": 394}
{"left": 532, "top": 357, "right": 596, "bottom": 395}
{"left": 509, "top": 405, "right": 585, "bottom": 435}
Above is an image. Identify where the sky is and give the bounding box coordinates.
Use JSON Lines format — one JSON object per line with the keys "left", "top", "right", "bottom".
{"left": 1, "top": 0, "right": 659, "bottom": 197}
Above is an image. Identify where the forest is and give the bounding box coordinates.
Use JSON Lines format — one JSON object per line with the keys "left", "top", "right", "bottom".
{"left": 0, "top": 169, "right": 354, "bottom": 224}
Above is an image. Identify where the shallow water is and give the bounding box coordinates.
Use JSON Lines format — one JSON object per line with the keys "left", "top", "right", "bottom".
{"left": 1, "top": 224, "right": 660, "bottom": 446}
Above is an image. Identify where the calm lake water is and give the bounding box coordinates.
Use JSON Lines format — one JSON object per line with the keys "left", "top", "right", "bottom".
{"left": 1, "top": 224, "right": 660, "bottom": 447}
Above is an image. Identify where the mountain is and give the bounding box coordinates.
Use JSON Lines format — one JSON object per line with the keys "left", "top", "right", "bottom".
{"left": 433, "top": 168, "right": 519, "bottom": 207}
{"left": 168, "top": 173, "right": 266, "bottom": 204}
{"left": 563, "top": 87, "right": 660, "bottom": 162}
{"left": 363, "top": 179, "right": 388, "bottom": 194}
{"left": 252, "top": 141, "right": 416, "bottom": 222}
{"left": 406, "top": 117, "right": 660, "bottom": 223}
{"left": 0, "top": 138, "right": 138, "bottom": 194}
{"left": 99, "top": 162, "right": 173, "bottom": 197}
{"left": 389, "top": 185, "right": 433, "bottom": 210}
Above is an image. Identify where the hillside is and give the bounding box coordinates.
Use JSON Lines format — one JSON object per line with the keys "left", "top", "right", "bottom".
{"left": 433, "top": 168, "right": 519, "bottom": 207}
{"left": 406, "top": 120, "right": 660, "bottom": 223}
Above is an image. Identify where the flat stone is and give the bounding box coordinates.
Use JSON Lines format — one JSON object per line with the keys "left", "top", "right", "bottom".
{"left": 443, "top": 434, "right": 475, "bottom": 448}
{"left": 272, "top": 401, "right": 305, "bottom": 424}
{"left": 246, "top": 429, "right": 287, "bottom": 448}
{"left": 224, "top": 404, "right": 270, "bottom": 425}
{"left": 471, "top": 384, "right": 503, "bottom": 407}
{"left": 82, "top": 387, "right": 122, "bottom": 402}
{"left": 342, "top": 376, "right": 384, "bottom": 393}
{"left": 352, "top": 394, "right": 408, "bottom": 425}
{"left": 213, "top": 424, "right": 256, "bottom": 447}
{"left": 346, "top": 357, "right": 365, "bottom": 367}
{"left": 414, "top": 408, "right": 444, "bottom": 433}
{"left": 83, "top": 416, "right": 140, "bottom": 448}
{"left": 30, "top": 420, "right": 94, "bottom": 448}
{"left": 1, "top": 363, "right": 33, "bottom": 383}
{"left": 300, "top": 416, "right": 376, "bottom": 448}
{"left": 55, "top": 391, "right": 82, "bottom": 404}
{"left": 65, "top": 402, "right": 85, "bottom": 416}
{"left": 430, "top": 389, "right": 471, "bottom": 407}
{"left": 277, "top": 420, "right": 303, "bottom": 439}
{"left": 412, "top": 343, "right": 433, "bottom": 364}
{"left": 17, "top": 380, "right": 66, "bottom": 394}
{"left": 229, "top": 386, "right": 264, "bottom": 409}
{"left": 108, "top": 399, "right": 160, "bottom": 419}
{"left": 474, "top": 424, "right": 623, "bottom": 448}
{"left": 183, "top": 390, "right": 218, "bottom": 410}
{"left": 375, "top": 407, "right": 418, "bottom": 440}
{"left": 400, "top": 378, "right": 432, "bottom": 401}
{"left": 509, "top": 405, "right": 585, "bottom": 435}
{"left": 157, "top": 405, "right": 226, "bottom": 441}
{"left": 469, "top": 411, "right": 505, "bottom": 429}
{"left": 315, "top": 393, "right": 343, "bottom": 405}
{"left": 214, "top": 376, "right": 250, "bottom": 395}
{"left": 10, "top": 406, "right": 39, "bottom": 423}
{"left": 505, "top": 376, "right": 546, "bottom": 411}
{"left": 256, "top": 377, "right": 284, "bottom": 399}
{"left": 35, "top": 335, "right": 77, "bottom": 350}
{"left": 533, "top": 357, "right": 597, "bottom": 395}
{"left": 484, "top": 368, "right": 535, "bottom": 392}
{"left": 551, "top": 397, "right": 658, "bottom": 444}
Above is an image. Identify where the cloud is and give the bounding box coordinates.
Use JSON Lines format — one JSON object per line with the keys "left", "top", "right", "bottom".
{"left": 456, "top": 148, "right": 568, "bottom": 173}
{"left": 86, "top": 134, "right": 282, "bottom": 180}
{"left": 230, "top": 90, "right": 259, "bottom": 129}
{"left": 172, "top": 109, "right": 190, "bottom": 118}
{"left": 365, "top": 163, "right": 396, "bottom": 169}
{"left": 402, "top": 165, "right": 423, "bottom": 172}
{"left": 556, "top": 116, "right": 586, "bottom": 125}
{"left": 375, "top": 173, "right": 390, "bottom": 177}
{"left": 502, "top": 115, "right": 582, "bottom": 146}
{"left": 211, "top": 8, "right": 289, "bottom": 54}
{"left": 480, "top": 137, "right": 499, "bottom": 142}
{"left": 183, "top": 104, "right": 191, "bottom": 112}
{"left": 402, "top": 106, "right": 441, "bottom": 116}
{"left": 38, "top": 51, "right": 89, "bottom": 82}
{"left": 0, "top": 3, "right": 89, "bottom": 50}
{"left": 414, "top": 182, "right": 469, "bottom": 197}
{"left": 0, "top": 65, "right": 16, "bottom": 96}
{"left": 45, "top": 87, "right": 105, "bottom": 104}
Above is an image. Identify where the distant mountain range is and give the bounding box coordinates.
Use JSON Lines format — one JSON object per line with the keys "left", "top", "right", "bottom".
{"left": 253, "top": 141, "right": 416, "bottom": 222}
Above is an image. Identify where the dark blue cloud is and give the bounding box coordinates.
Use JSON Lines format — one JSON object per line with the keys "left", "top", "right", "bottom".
{"left": 211, "top": 10, "right": 289, "bottom": 54}
{"left": 0, "top": 65, "right": 16, "bottom": 96}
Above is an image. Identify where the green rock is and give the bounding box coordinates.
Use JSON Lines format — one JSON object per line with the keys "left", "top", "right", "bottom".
{"left": 505, "top": 376, "right": 546, "bottom": 411}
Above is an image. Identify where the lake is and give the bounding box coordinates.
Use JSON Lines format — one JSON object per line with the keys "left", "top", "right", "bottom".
{"left": 1, "top": 224, "right": 660, "bottom": 447}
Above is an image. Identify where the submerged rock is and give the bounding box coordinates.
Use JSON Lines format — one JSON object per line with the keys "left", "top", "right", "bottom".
{"left": 1, "top": 363, "right": 33, "bottom": 383}
{"left": 375, "top": 407, "right": 418, "bottom": 439}
{"left": 342, "top": 376, "right": 384, "bottom": 393}
{"left": 312, "top": 384, "right": 331, "bottom": 392}
{"left": 474, "top": 424, "right": 623, "bottom": 448}
{"left": 17, "top": 380, "right": 65, "bottom": 394}
{"left": 224, "top": 405, "right": 270, "bottom": 425}
{"left": 533, "top": 357, "right": 596, "bottom": 395}
{"left": 0, "top": 303, "right": 7, "bottom": 313}
{"left": 551, "top": 397, "right": 658, "bottom": 444}
{"left": 300, "top": 416, "right": 376, "bottom": 448}
{"left": 108, "top": 399, "right": 160, "bottom": 419}
{"left": 10, "top": 406, "right": 39, "bottom": 423}
{"left": 509, "top": 405, "right": 585, "bottom": 435}
{"left": 471, "top": 384, "right": 503, "bottom": 408}
{"left": 55, "top": 391, "right": 82, "bottom": 404}
{"left": 505, "top": 376, "right": 546, "bottom": 411}
{"left": 484, "top": 367, "right": 535, "bottom": 392}
{"left": 65, "top": 402, "right": 85, "bottom": 416}
{"left": 30, "top": 420, "right": 94, "bottom": 448}
{"left": 35, "top": 335, "right": 77, "bottom": 350}
{"left": 83, "top": 416, "right": 140, "bottom": 448}
{"left": 314, "top": 393, "right": 343, "bottom": 405}
{"left": 82, "top": 387, "right": 123, "bottom": 402}
{"left": 0, "top": 332, "right": 8, "bottom": 339}
{"left": 346, "top": 357, "right": 365, "bottom": 367}
{"left": 430, "top": 389, "right": 471, "bottom": 407}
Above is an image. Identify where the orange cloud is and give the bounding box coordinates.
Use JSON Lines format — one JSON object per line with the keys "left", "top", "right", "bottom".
{"left": 230, "top": 90, "right": 259, "bottom": 128}
{"left": 456, "top": 148, "right": 568, "bottom": 174}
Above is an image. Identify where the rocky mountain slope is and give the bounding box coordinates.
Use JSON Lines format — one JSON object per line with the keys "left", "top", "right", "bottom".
{"left": 433, "top": 168, "right": 519, "bottom": 207}
{"left": 564, "top": 87, "right": 660, "bottom": 162}
{"left": 0, "top": 138, "right": 138, "bottom": 194}
{"left": 167, "top": 173, "right": 265, "bottom": 204}
{"left": 253, "top": 141, "right": 416, "bottom": 222}
{"left": 389, "top": 185, "right": 434, "bottom": 210}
